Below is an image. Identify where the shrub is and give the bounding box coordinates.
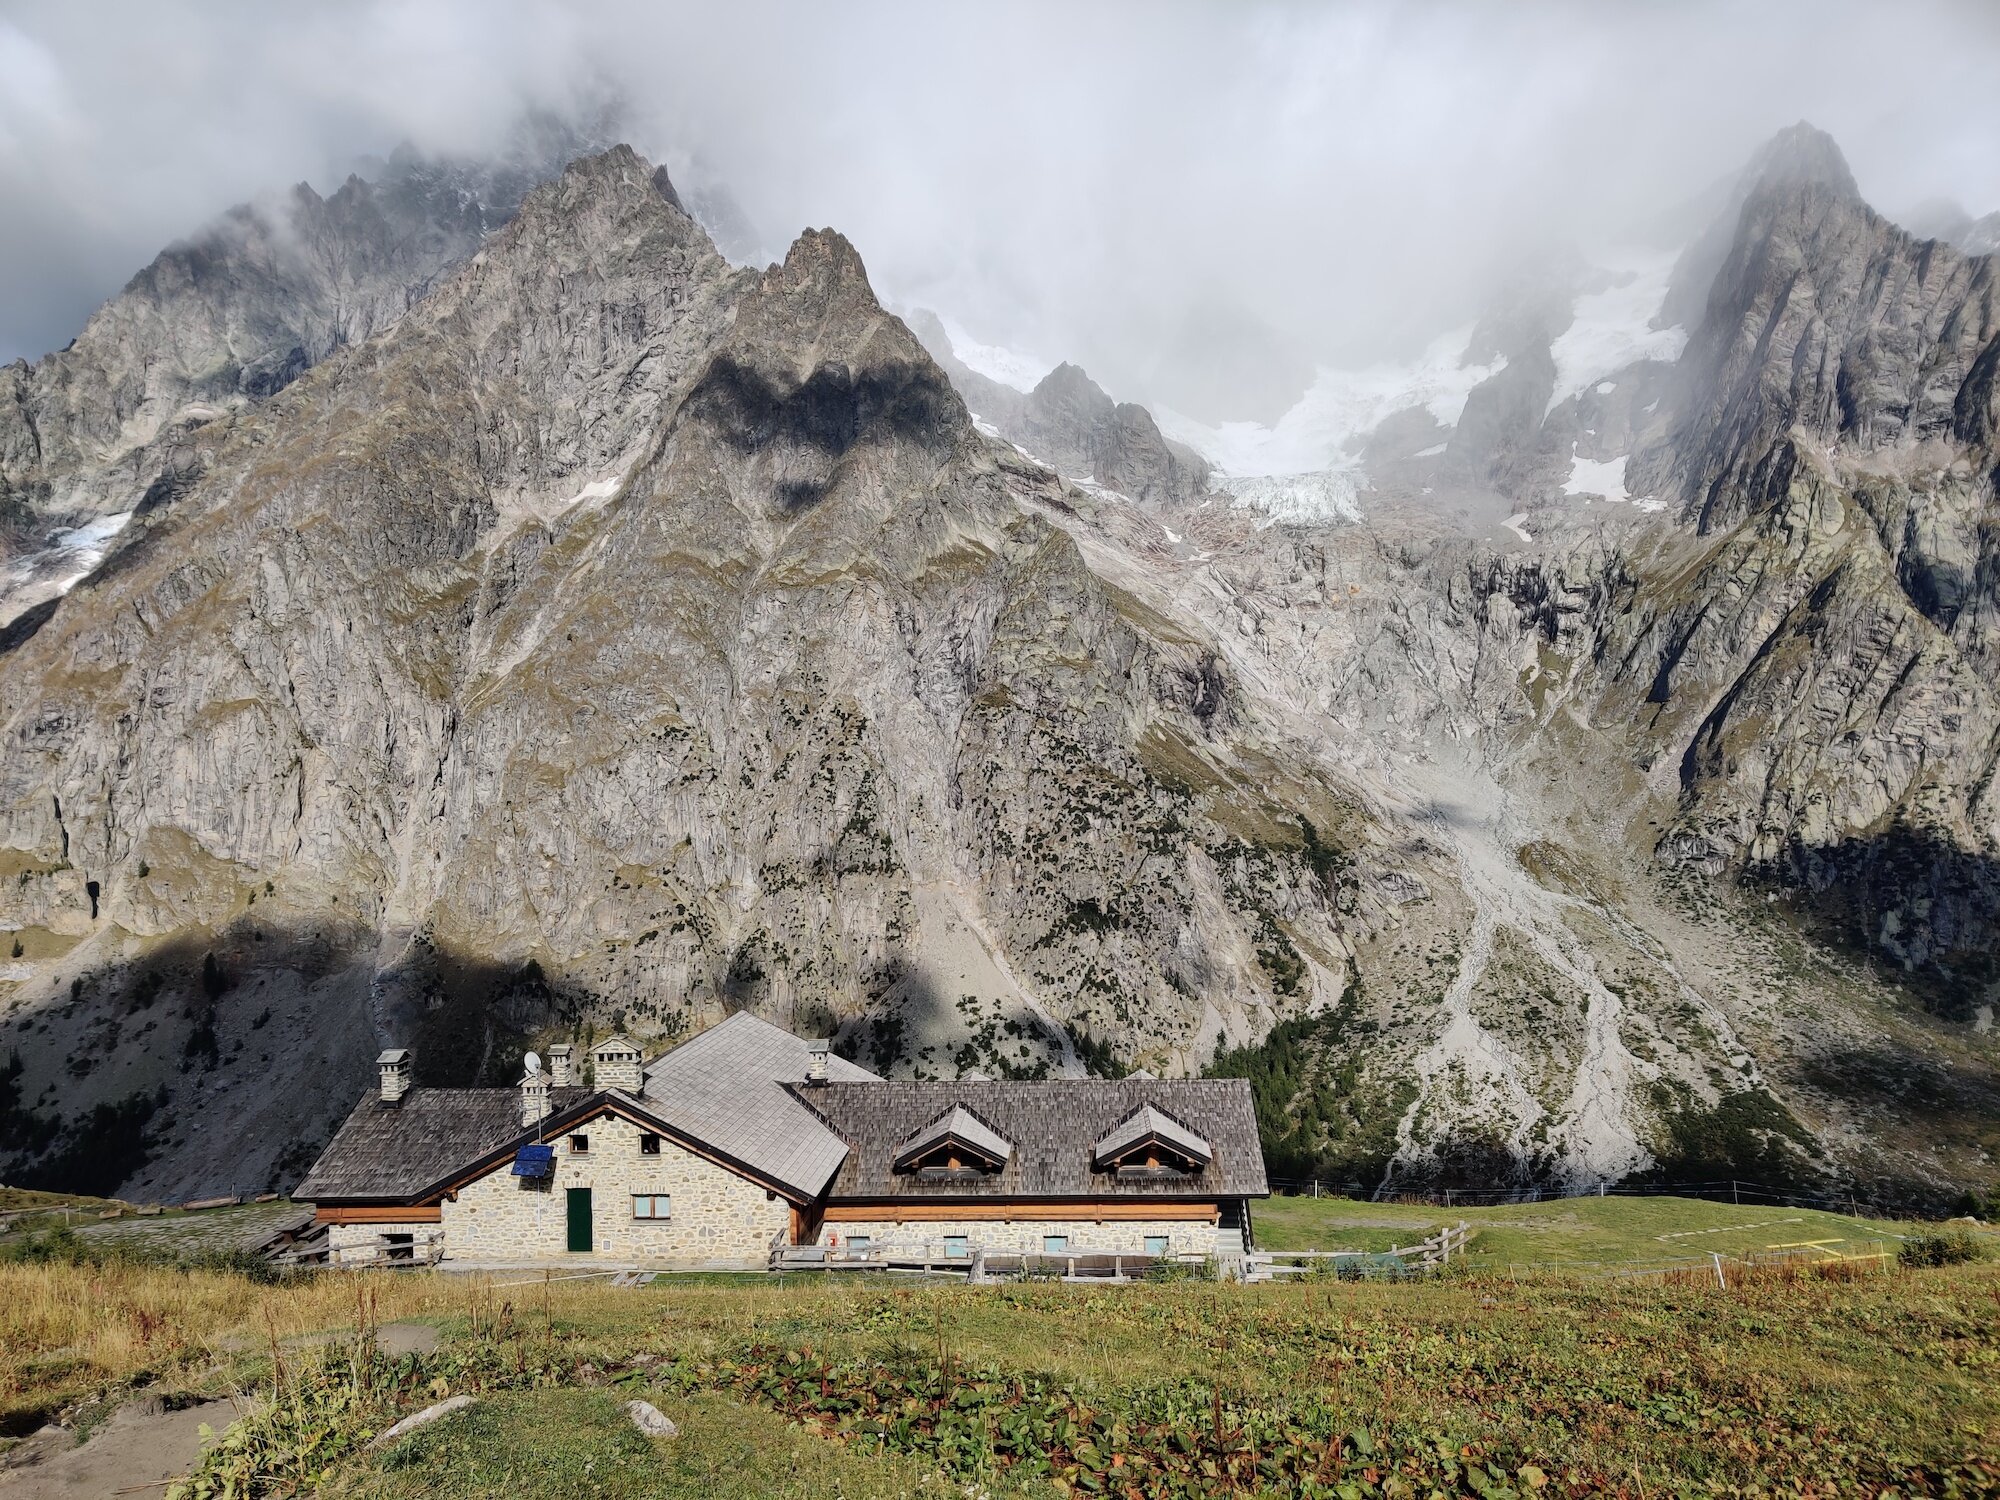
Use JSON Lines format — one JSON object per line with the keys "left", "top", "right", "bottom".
{"left": 1899, "top": 1228, "right": 1987, "bottom": 1268}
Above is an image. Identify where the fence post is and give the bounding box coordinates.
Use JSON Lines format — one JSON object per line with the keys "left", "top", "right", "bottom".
{"left": 1731, "top": 1181, "right": 1739, "bottom": 1205}
{"left": 1711, "top": 1252, "right": 1726, "bottom": 1290}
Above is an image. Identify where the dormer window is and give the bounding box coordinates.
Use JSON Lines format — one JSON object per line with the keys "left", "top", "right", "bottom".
{"left": 893, "top": 1106, "right": 1011, "bottom": 1179}
{"left": 1094, "top": 1105, "right": 1211, "bottom": 1180}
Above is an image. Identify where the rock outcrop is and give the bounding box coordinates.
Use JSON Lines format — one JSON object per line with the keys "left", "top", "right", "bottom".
{"left": 907, "top": 313, "right": 1209, "bottom": 505}
{"left": 0, "top": 122, "right": 609, "bottom": 623}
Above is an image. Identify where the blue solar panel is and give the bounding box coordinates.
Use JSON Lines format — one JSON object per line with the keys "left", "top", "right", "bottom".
{"left": 511, "top": 1144, "right": 555, "bottom": 1177}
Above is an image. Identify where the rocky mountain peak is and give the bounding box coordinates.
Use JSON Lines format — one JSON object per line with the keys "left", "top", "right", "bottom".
{"left": 1744, "top": 121, "right": 1860, "bottom": 201}
{"left": 1659, "top": 122, "right": 1860, "bottom": 331}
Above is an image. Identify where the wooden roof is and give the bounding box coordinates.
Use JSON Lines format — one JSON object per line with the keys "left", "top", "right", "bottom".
{"left": 800, "top": 1078, "right": 1266, "bottom": 1202}
{"left": 293, "top": 1087, "right": 586, "bottom": 1201}
{"left": 293, "top": 1020, "right": 1268, "bottom": 1211}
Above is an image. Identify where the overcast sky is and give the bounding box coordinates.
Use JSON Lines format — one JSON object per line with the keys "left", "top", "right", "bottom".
{"left": 5, "top": 0, "right": 1998, "bottom": 416}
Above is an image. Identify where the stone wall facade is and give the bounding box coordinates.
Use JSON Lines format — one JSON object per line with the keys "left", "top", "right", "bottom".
{"left": 440, "top": 1111, "right": 791, "bottom": 1268}
{"left": 816, "top": 1214, "right": 1220, "bottom": 1259}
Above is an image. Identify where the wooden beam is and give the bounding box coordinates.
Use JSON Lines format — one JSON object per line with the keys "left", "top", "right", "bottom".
{"left": 316, "top": 1205, "right": 443, "bottom": 1225}
{"left": 821, "top": 1201, "right": 1220, "bottom": 1224}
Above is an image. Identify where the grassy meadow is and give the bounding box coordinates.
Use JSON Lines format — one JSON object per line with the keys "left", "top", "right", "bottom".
{"left": 0, "top": 1196, "right": 1994, "bottom": 1497}
{"left": 1253, "top": 1190, "right": 1921, "bottom": 1268}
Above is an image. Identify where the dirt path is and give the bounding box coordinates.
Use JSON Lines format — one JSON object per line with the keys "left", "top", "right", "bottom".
{"left": 0, "top": 1396, "right": 241, "bottom": 1499}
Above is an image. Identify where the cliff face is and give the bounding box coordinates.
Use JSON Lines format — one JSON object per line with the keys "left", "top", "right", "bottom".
{"left": 1, "top": 130, "right": 1995, "bottom": 1209}
{"left": 0, "top": 150, "right": 1374, "bottom": 1198}
{"left": 1598, "top": 133, "right": 2000, "bottom": 1002}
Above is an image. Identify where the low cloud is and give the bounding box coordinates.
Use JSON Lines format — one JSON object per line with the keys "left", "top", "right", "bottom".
{"left": 4, "top": 0, "right": 1998, "bottom": 419}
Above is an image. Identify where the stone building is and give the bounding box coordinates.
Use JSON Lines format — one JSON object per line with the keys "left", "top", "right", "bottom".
{"left": 294, "top": 1013, "right": 1267, "bottom": 1271}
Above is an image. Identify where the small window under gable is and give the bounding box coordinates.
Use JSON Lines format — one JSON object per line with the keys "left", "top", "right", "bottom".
{"left": 569, "top": 1133, "right": 590, "bottom": 1155}
{"left": 1093, "top": 1105, "right": 1212, "bottom": 1180}
{"left": 639, "top": 1132, "right": 661, "bottom": 1155}
{"left": 892, "top": 1105, "right": 1012, "bottom": 1180}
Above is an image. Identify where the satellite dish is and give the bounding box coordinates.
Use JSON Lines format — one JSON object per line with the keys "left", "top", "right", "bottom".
{"left": 524, "top": 1051, "right": 542, "bottom": 1075}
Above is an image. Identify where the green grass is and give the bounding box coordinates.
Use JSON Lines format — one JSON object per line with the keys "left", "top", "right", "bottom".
{"left": 327, "top": 1388, "right": 976, "bottom": 1500}
{"left": 1253, "top": 1192, "right": 1929, "bottom": 1267}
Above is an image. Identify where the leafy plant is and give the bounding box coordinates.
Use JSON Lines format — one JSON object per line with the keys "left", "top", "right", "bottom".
{"left": 1899, "top": 1228, "right": 1987, "bottom": 1268}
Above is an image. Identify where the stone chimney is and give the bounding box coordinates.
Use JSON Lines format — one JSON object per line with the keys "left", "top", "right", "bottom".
{"left": 805, "top": 1039, "right": 831, "bottom": 1086}
{"left": 377, "top": 1048, "right": 412, "bottom": 1105}
{"left": 520, "top": 1055, "right": 551, "bottom": 1127}
{"left": 591, "top": 1034, "right": 642, "bottom": 1093}
{"left": 547, "top": 1043, "right": 574, "bottom": 1087}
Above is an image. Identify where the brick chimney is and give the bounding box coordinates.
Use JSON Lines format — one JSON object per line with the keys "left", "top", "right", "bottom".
{"left": 547, "top": 1043, "right": 574, "bottom": 1087}
{"left": 805, "top": 1039, "right": 831, "bottom": 1086}
{"left": 378, "top": 1048, "right": 412, "bottom": 1105}
{"left": 520, "top": 1055, "right": 551, "bottom": 1127}
{"left": 591, "top": 1034, "right": 642, "bottom": 1093}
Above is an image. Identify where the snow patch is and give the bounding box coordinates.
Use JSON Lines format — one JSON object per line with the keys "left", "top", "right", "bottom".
{"left": 1158, "top": 324, "right": 1503, "bottom": 482}
{"left": 1, "top": 508, "right": 138, "bottom": 615}
{"left": 1595, "top": 381, "right": 1617, "bottom": 395}
{"left": 1545, "top": 253, "right": 1687, "bottom": 415}
{"left": 1221, "top": 471, "right": 1364, "bottom": 525}
{"left": 1414, "top": 442, "right": 1448, "bottom": 458}
{"left": 935, "top": 313, "right": 1054, "bottom": 394}
{"left": 1562, "top": 447, "right": 1631, "bottom": 504}
{"left": 1502, "top": 513, "right": 1533, "bottom": 544}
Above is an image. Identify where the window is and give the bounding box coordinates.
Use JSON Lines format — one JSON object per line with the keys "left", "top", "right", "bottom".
{"left": 569, "top": 1133, "right": 590, "bottom": 1155}
{"left": 639, "top": 1132, "right": 661, "bottom": 1155}
{"left": 1042, "top": 1234, "right": 1069, "bottom": 1254}
{"left": 846, "top": 1234, "right": 871, "bottom": 1252}
{"left": 1144, "top": 1235, "right": 1170, "bottom": 1257}
{"left": 631, "top": 1193, "right": 671, "bottom": 1219}
{"left": 944, "top": 1235, "right": 970, "bottom": 1261}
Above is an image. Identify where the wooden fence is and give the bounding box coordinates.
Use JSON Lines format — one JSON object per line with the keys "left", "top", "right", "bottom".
{"left": 770, "top": 1240, "right": 1204, "bottom": 1282}
{"left": 1246, "top": 1221, "right": 1471, "bottom": 1281}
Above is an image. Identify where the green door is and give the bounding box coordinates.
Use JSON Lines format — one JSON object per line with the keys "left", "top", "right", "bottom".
{"left": 566, "top": 1188, "right": 593, "bottom": 1252}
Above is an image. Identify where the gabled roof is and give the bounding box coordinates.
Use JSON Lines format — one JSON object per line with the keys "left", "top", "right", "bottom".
{"left": 800, "top": 1078, "right": 1266, "bottom": 1201}
{"left": 1093, "top": 1105, "right": 1212, "bottom": 1166}
{"left": 293, "top": 1087, "right": 587, "bottom": 1201}
{"left": 638, "top": 1011, "right": 880, "bottom": 1199}
{"left": 296, "top": 1014, "right": 882, "bottom": 1206}
{"left": 893, "top": 1105, "right": 1012, "bottom": 1170}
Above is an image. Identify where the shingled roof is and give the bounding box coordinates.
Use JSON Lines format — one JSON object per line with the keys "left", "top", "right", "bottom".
{"left": 799, "top": 1078, "right": 1266, "bottom": 1201}
{"left": 293, "top": 1087, "right": 586, "bottom": 1202}
{"left": 638, "top": 1012, "right": 879, "bottom": 1198}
